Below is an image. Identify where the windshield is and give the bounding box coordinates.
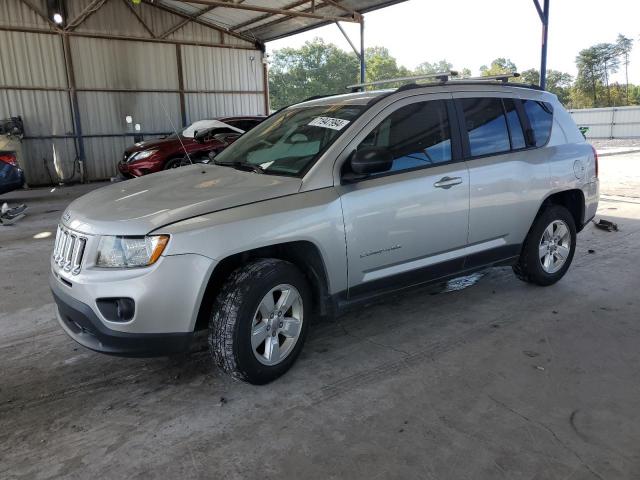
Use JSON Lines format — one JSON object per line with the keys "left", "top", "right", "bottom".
{"left": 213, "top": 103, "right": 363, "bottom": 176}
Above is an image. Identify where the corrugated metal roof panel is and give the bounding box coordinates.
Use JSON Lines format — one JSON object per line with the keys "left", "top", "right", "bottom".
{"left": 74, "top": 0, "right": 151, "bottom": 37}
{"left": 83, "top": 136, "right": 131, "bottom": 180}
{"left": 185, "top": 93, "right": 265, "bottom": 120}
{"left": 181, "top": 46, "right": 264, "bottom": 92}
{"left": 70, "top": 37, "right": 179, "bottom": 90}
{"left": 156, "top": 0, "right": 409, "bottom": 42}
{"left": 167, "top": 21, "right": 223, "bottom": 44}
{"left": 0, "top": 31, "right": 68, "bottom": 88}
{"left": 0, "top": 89, "right": 74, "bottom": 137}
{"left": 21, "top": 139, "right": 78, "bottom": 186}
{"left": 0, "top": 0, "right": 51, "bottom": 30}
{"left": 77, "top": 92, "right": 181, "bottom": 135}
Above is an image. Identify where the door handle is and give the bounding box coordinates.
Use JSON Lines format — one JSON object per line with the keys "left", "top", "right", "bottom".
{"left": 433, "top": 176, "right": 463, "bottom": 189}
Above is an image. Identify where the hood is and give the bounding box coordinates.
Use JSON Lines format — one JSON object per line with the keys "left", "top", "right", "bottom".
{"left": 124, "top": 136, "right": 191, "bottom": 154}
{"left": 63, "top": 165, "right": 302, "bottom": 236}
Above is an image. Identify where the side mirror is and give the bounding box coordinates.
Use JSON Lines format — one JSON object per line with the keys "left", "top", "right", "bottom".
{"left": 350, "top": 147, "right": 393, "bottom": 175}
{"left": 193, "top": 130, "right": 206, "bottom": 144}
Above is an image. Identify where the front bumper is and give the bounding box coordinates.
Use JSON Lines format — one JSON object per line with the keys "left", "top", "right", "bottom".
{"left": 51, "top": 277, "right": 193, "bottom": 356}
{"left": 50, "top": 250, "right": 215, "bottom": 357}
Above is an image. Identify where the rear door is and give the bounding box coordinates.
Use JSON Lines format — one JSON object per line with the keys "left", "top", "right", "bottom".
{"left": 455, "top": 94, "right": 553, "bottom": 266}
{"left": 336, "top": 94, "right": 470, "bottom": 296}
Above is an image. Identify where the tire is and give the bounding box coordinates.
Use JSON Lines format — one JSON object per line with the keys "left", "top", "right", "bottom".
{"left": 513, "top": 205, "right": 577, "bottom": 286}
{"left": 164, "top": 157, "right": 187, "bottom": 170}
{"left": 209, "top": 258, "right": 311, "bottom": 384}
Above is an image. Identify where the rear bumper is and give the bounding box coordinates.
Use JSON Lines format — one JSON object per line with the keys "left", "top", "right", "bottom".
{"left": 51, "top": 276, "right": 193, "bottom": 357}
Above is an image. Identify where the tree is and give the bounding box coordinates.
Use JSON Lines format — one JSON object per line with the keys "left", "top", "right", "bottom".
{"left": 414, "top": 60, "right": 470, "bottom": 78}
{"left": 576, "top": 47, "right": 604, "bottom": 106}
{"left": 365, "top": 46, "right": 410, "bottom": 85}
{"left": 616, "top": 34, "right": 634, "bottom": 104}
{"left": 520, "top": 68, "right": 573, "bottom": 105}
{"left": 480, "top": 58, "right": 518, "bottom": 77}
{"left": 595, "top": 43, "right": 620, "bottom": 106}
{"left": 414, "top": 60, "right": 453, "bottom": 75}
{"left": 268, "top": 38, "right": 359, "bottom": 110}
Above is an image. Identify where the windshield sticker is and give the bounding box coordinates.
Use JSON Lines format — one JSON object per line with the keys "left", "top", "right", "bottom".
{"left": 308, "top": 117, "right": 351, "bottom": 131}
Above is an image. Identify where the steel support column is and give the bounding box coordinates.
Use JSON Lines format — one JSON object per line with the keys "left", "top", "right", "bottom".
{"left": 360, "top": 18, "right": 365, "bottom": 84}
{"left": 175, "top": 44, "right": 187, "bottom": 127}
{"left": 534, "top": 0, "right": 550, "bottom": 90}
{"left": 61, "top": 33, "right": 86, "bottom": 180}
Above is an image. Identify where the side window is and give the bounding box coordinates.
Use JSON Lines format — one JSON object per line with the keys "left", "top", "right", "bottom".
{"left": 460, "top": 98, "right": 510, "bottom": 157}
{"left": 358, "top": 100, "right": 452, "bottom": 175}
{"left": 523, "top": 100, "right": 553, "bottom": 147}
{"left": 503, "top": 98, "right": 526, "bottom": 149}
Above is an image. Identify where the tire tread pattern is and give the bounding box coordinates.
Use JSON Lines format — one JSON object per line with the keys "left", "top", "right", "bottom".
{"left": 208, "top": 258, "right": 285, "bottom": 382}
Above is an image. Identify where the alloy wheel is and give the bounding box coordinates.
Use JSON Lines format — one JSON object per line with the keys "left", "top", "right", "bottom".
{"left": 539, "top": 220, "right": 572, "bottom": 274}
{"left": 251, "top": 284, "right": 304, "bottom": 366}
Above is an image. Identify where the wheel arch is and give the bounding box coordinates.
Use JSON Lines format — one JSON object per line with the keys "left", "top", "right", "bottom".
{"left": 194, "top": 240, "right": 332, "bottom": 331}
{"left": 537, "top": 189, "right": 586, "bottom": 232}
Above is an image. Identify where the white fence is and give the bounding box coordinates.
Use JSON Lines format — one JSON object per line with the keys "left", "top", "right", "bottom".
{"left": 568, "top": 106, "right": 640, "bottom": 139}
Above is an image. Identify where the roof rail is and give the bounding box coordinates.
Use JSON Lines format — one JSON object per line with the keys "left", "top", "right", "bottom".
{"left": 453, "top": 72, "right": 521, "bottom": 83}
{"left": 346, "top": 71, "right": 458, "bottom": 91}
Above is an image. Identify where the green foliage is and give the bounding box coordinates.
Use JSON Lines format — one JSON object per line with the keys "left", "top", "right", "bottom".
{"left": 268, "top": 35, "right": 638, "bottom": 110}
{"left": 480, "top": 58, "right": 518, "bottom": 76}
{"left": 414, "top": 60, "right": 453, "bottom": 75}
{"left": 268, "top": 38, "right": 359, "bottom": 110}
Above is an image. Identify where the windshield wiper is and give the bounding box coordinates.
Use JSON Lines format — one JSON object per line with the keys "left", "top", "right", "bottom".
{"left": 213, "top": 159, "right": 264, "bottom": 174}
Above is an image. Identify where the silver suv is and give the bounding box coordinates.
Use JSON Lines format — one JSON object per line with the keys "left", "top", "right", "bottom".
{"left": 50, "top": 76, "right": 599, "bottom": 384}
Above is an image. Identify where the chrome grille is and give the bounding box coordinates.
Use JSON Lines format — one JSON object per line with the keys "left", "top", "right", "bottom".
{"left": 53, "top": 225, "right": 87, "bottom": 275}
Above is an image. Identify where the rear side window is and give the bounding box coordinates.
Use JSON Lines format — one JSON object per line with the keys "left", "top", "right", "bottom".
{"left": 459, "top": 98, "right": 510, "bottom": 157}
{"left": 359, "top": 100, "right": 452, "bottom": 174}
{"left": 522, "top": 100, "right": 553, "bottom": 147}
{"left": 503, "top": 98, "right": 526, "bottom": 149}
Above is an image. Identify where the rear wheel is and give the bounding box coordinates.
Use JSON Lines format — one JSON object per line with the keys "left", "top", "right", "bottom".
{"left": 209, "top": 258, "right": 310, "bottom": 384}
{"left": 513, "top": 205, "right": 576, "bottom": 286}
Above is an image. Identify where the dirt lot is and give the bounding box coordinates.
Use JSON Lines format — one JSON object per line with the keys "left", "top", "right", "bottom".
{"left": 1, "top": 153, "right": 640, "bottom": 479}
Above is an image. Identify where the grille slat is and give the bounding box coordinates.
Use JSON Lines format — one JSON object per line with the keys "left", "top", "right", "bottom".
{"left": 53, "top": 225, "right": 87, "bottom": 275}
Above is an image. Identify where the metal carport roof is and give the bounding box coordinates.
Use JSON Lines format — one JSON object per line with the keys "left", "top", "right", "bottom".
{"left": 146, "top": 0, "right": 409, "bottom": 44}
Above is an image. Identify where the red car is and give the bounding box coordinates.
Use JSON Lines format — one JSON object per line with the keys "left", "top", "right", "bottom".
{"left": 118, "top": 116, "right": 264, "bottom": 178}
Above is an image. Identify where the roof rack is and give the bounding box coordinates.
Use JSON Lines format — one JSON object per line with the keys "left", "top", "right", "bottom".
{"left": 346, "top": 71, "right": 458, "bottom": 91}
{"left": 451, "top": 72, "right": 521, "bottom": 83}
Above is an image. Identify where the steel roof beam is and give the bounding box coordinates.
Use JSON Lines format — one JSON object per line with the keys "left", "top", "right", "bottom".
{"left": 182, "top": 0, "right": 361, "bottom": 24}
{"left": 142, "top": 0, "right": 259, "bottom": 45}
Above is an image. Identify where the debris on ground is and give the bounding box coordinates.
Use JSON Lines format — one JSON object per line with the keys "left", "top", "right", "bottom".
{"left": 442, "top": 272, "right": 486, "bottom": 292}
{"left": 588, "top": 249, "right": 595, "bottom": 254}
{"left": 0, "top": 202, "right": 27, "bottom": 225}
{"left": 593, "top": 219, "right": 619, "bottom": 232}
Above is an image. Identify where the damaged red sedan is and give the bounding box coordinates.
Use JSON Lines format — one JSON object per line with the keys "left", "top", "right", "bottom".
{"left": 118, "top": 116, "right": 264, "bottom": 178}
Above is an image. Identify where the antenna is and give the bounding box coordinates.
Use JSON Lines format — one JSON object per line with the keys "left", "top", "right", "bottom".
{"left": 158, "top": 95, "right": 192, "bottom": 165}
{"left": 346, "top": 71, "right": 459, "bottom": 91}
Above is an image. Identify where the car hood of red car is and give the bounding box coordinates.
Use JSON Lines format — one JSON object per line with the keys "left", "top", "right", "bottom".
{"left": 124, "top": 136, "right": 193, "bottom": 154}
{"left": 62, "top": 165, "right": 302, "bottom": 236}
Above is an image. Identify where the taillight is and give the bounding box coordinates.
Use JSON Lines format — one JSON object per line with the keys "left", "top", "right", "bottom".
{"left": 590, "top": 145, "right": 598, "bottom": 178}
{"left": 0, "top": 152, "right": 17, "bottom": 167}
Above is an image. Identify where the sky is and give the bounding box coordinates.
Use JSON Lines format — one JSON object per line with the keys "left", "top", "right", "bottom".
{"left": 267, "top": 0, "right": 640, "bottom": 84}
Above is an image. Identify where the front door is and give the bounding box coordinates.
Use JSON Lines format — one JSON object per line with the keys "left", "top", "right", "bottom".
{"left": 336, "top": 95, "right": 470, "bottom": 296}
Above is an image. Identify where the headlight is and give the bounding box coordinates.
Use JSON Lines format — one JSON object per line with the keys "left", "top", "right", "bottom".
{"left": 96, "top": 235, "right": 169, "bottom": 268}
{"left": 131, "top": 149, "right": 158, "bottom": 162}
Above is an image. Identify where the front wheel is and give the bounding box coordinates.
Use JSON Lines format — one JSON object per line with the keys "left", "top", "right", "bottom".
{"left": 513, "top": 205, "right": 577, "bottom": 286}
{"left": 164, "top": 157, "right": 189, "bottom": 170}
{"left": 209, "top": 258, "right": 310, "bottom": 384}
